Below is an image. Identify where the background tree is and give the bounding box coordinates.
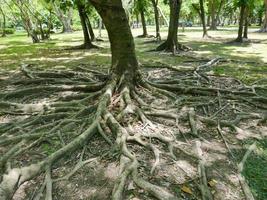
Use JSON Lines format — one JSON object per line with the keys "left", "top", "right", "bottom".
{"left": 0, "top": 2, "right": 6, "bottom": 37}
{"left": 156, "top": 0, "right": 185, "bottom": 52}
{"left": 134, "top": 0, "right": 150, "bottom": 37}
{"left": 192, "top": 0, "right": 209, "bottom": 38}
{"left": 260, "top": 0, "right": 267, "bottom": 32}
{"left": 208, "top": 0, "right": 218, "bottom": 30}
{"left": 51, "top": 0, "right": 73, "bottom": 33}
{"left": 151, "top": 0, "right": 161, "bottom": 41}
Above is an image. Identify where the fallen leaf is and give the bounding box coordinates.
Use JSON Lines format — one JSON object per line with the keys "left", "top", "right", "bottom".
{"left": 208, "top": 179, "right": 218, "bottom": 187}
{"left": 181, "top": 185, "right": 193, "bottom": 195}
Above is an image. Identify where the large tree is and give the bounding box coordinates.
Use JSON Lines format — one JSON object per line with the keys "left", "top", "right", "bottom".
{"left": 1, "top": 1, "right": 266, "bottom": 200}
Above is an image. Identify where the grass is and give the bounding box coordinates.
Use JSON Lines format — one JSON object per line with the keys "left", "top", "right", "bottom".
{"left": 0, "top": 26, "right": 267, "bottom": 199}
{"left": 242, "top": 139, "right": 267, "bottom": 200}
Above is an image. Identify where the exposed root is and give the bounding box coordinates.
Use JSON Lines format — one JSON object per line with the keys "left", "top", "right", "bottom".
{"left": 0, "top": 60, "right": 266, "bottom": 199}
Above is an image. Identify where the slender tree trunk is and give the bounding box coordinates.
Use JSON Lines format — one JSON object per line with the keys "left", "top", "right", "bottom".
{"left": 0, "top": 6, "right": 6, "bottom": 37}
{"left": 209, "top": 0, "right": 217, "bottom": 30}
{"left": 243, "top": 8, "right": 249, "bottom": 39}
{"left": 90, "top": 0, "right": 139, "bottom": 86}
{"left": 260, "top": 0, "right": 267, "bottom": 32}
{"left": 53, "top": 3, "right": 73, "bottom": 33}
{"left": 156, "top": 0, "right": 183, "bottom": 52}
{"left": 258, "top": 12, "right": 263, "bottom": 27}
{"left": 46, "top": 9, "right": 52, "bottom": 39}
{"left": 215, "top": 0, "right": 224, "bottom": 26}
{"left": 140, "top": 8, "right": 148, "bottom": 37}
{"left": 85, "top": 14, "right": 96, "bottom": 41}
{"left": 151, "top": 0, "right": 161, "bottom": 41}
{"left": 207, "top": 15, "right": 211, "bottom": 27}
{"left": 157, "top": 5, "right": 169, "bottom": 26}
{"left": 236, "top": 4, "right": 246, "bottom": 42}
{"left": 199, "top": 0, "right": 208, "bottom": 37}
{"left": 98, "top": 18, "right": 102, "bottom": 38}
{"left": 39, "top": 22, "right": 45, "bottom": 40}
{"left": 77, "top": 3, "right": 93, "bottom": 49}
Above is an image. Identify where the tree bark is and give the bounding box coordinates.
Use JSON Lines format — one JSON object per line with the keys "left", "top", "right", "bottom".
{"left": 209, "top": 0, "right": 217, "bottom": 30}
{"left": 77, "top": 3, "right": 94, "bottom": 49}
{"left": 243, "top": 8, "right": 249, "bottom": 39}
{"left": 193, "top": 0, "right": 208, "bottom": 38}
{"left": 156, "top": 0, "right": 183, "bottom": 52}
{"left": 85, "top": 14, "right": 96, "bottom": 41}
{"left": 236, "top": 4, "right": 246, "bottom": 42}
{"left": 0, "top": 5, "right": 6, "bottom": 37}
{"left": 140, "top": 8, "right": 148, "bottom": 37}
{"left": 151, "top": 0, "right": 161, "bottom": 41}
{"left": 90, "top": 0, "right": 139, "bottom": 86}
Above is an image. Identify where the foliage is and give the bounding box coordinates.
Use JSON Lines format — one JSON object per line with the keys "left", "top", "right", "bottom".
{"left": 0, "top": 28, "right": 15, "bottom": 34}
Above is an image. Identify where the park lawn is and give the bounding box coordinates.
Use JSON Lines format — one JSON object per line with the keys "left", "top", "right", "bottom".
{"left": 0, "top": 26, "right": 267, "bottom": 199}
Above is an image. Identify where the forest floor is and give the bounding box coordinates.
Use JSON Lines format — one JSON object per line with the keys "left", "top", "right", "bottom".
{"left": 0, "top": 26, "right": 267, "bottom": 200}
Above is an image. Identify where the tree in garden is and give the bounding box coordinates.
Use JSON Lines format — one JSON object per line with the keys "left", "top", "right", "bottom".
{"left": 84, "top": 7, "right": 96, "bottom": 41}
{"left": 151, "top": 0, "right": 161, "bottom": 41}
{"left": 1, "top": 0, "right": 267, "bottom": 200}
{"left": 260, "top": 0, "right": 267, "bottom": 32}
{"left": 207, "top": 0, "right": 224, "bottom": 30}
{"left": 215, "top": 0, "right": 225, "bottom": 26}
{"left": 76, "top": 0, "right": 97, "bottom": 49}
{"left": 156, "top": 0, "right": 189, "bottom": 52}
{"left": 192, "top": 0, "right": 209, "bottom": 38}
{"left": 0, "top": 2, "right": 6, "bottom": 37}
{"left": 208, "top": 0, "right": 217, "bottom": 30}
{"left": 51, "top": 0, "right": 73, "bottom": 33}
{"left": 9, "top": 0, "right": 40, "bottom": 43}
{"left": 135, "top": 0, "right": 149, "bottom": 37}
{"left": 235, "top": 0, "right": 256, "bottom": 42}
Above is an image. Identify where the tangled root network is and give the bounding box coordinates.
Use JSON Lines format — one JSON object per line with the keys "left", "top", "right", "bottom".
{"left": 0, "top": 59, "right": 266, "bottom": 200}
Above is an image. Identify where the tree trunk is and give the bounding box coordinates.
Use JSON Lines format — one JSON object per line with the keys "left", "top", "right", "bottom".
{"left": 215, "top": 0, "right": 224, "bottom": 26}
{"left": 85, "top": 14, "right": 96, "bottom": 41}
{"left": 156, "top": 0, "right": 183, "bottom": 52}
{"left": 39, "top": 22, "right": 46, "bottom": 40}
{"left": 157, "top": 5, "right": 169, "bottom": 26}
{"left": 199, "top": 0, "right": 208, "bottom": 37}
{"left": 77, "top": 3, "right": 93, "bottom": 49}
{"left": 62, "top": 17, "right": 73, "bottom": 33}
{"left": 209, "top": 0, "right": 217, "bottom": 30}
{"left": 140, "top": 8, "right": 148, "bottom": 37}
{"left": 90, "top": 0, "right": 139, "bottom": 86}
{"left": 243, "top": 8, "right": 249, "bottom": 39}
{"left": 52, "top": 3, "right": 73, "bottom": 33}
{"left": 0, "top": 6, "right": 6, "bottom": 37}
{"left": 260, "top": 0, "right": 267, "bottom": 32}
{"left": 236, "top": 4, "right": 246, "bottom": 42}
{"left": 151, "top": 0, "right": 161, "bottom": 41}
{"left": 98, "top": 18, "right": 102, "bottom": 38}
{"left": 207, "top": 15, "right": 211, "bottom": 27}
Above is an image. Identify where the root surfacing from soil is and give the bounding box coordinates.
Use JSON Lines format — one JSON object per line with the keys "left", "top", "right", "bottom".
{"left": 0, "top": 60, "right": 266, "bottom": 200}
